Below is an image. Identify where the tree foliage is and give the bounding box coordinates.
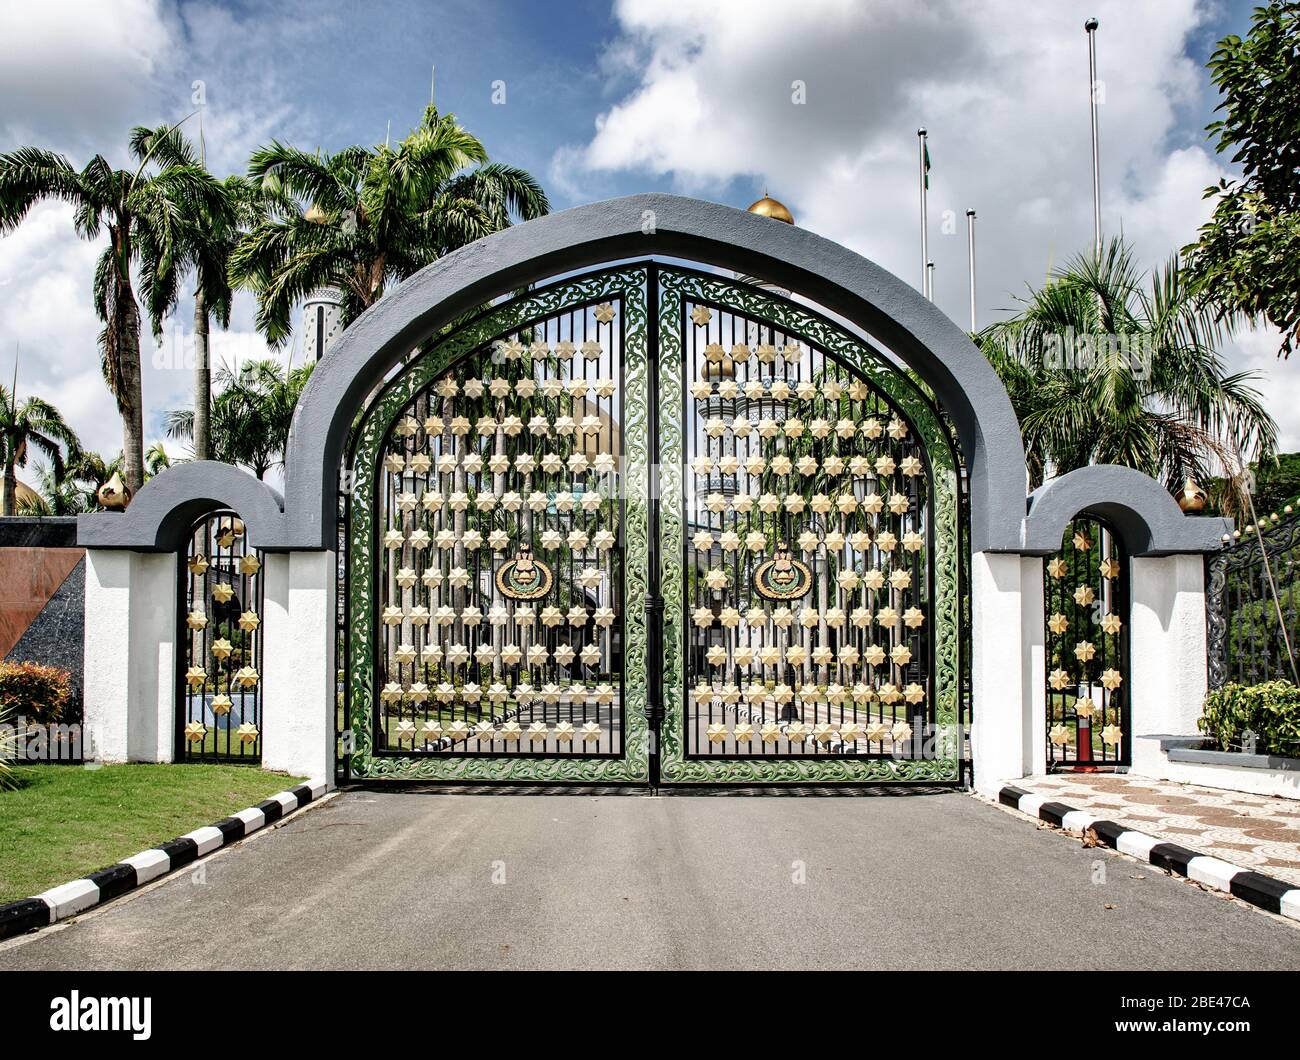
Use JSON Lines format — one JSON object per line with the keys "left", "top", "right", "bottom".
{"left": 167, "top": 357, "right": 313, "bottom": 478}
{"left": 0, "top": 127, "right": 227, "bottom": 490}
{"left": 230, "top": 105, "right": 549, "bottom": 345}
{"left": 0, "top": 384, "right": 79, "bottom": 517}
{"left": 1183, "top": 1, "right": 1300, "bottom": 355}
{"left": 980, "top": 238, "right": 1277, "bottom": 506}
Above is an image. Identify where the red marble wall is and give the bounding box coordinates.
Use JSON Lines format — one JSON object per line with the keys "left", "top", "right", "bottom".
{"left": 0, "top": 547, "right": 84, "bottom": 657}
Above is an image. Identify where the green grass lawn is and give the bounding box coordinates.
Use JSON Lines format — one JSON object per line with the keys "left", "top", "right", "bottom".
{"left": 0, "top": 764, "right": 304, "bottom": 904}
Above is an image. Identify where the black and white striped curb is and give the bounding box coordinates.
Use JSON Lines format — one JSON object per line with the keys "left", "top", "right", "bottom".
{"left": 0, "top": 780, "right": 329, "bottom": 941}
{"left": 997, "top": 785, "right": 1300, "bottom": 924}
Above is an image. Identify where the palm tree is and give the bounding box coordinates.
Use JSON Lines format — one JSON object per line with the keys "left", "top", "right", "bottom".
{"left": 980, "top": 238, "right": 1277, "bottom": 508}
{"left": 64, "top": 449, "right": 123, "bottom": 510}
{"left": 0, "top": 128, "right": 226, "bottom": 492}
{"left": 20, "top": 461, "right": 89, "bottom": 516}
{"left": 167, "top": 357, "right": 313, "bottom": 478}
{"left": 145, "top": 441, "right": 172, "bottom": 476}
{"left": 0, "top": 384, "right": 79, "bottom": 517}
{"left": 230, "top": 105, "right": 549, "bottom": 345}
{"left": 130, "top": 125, "right": 262, "bottom": 461}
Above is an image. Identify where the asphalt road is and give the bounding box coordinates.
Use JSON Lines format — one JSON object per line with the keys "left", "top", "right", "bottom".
{"left": 2, "top": 789, "right": 1297, "bottom": 970}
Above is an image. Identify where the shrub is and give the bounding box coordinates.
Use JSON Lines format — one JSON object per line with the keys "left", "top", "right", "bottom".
{"left": 1199, "top": 681, "right": 1300, "bottom": 757}
{"left": 0, "top": 706, "right": 18, "bottom": 791}
{"left": 0, "top": 662, "right": 71, "bottom": 726}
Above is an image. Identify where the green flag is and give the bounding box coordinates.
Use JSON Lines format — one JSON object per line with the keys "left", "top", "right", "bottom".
{"left": 924, "top": 144, "right": 931, "bottom": 189}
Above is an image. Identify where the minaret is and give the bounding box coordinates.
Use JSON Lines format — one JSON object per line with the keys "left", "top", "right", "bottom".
{"left": 302, "top": 288, "right": 343, "bottom": 361}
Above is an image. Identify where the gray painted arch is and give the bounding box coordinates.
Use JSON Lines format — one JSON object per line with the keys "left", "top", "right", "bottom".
{"left": 280, "top": 193, "right": 1030, "bottom": 553}
{"left": 78, "top": 195, "right": 1223, "bottom": 560}
{"left": 78, "top": 461, "right": 286, "bottom": 553}
{"left": 1022, "top": 464, "right": 1230, "bottom": 556}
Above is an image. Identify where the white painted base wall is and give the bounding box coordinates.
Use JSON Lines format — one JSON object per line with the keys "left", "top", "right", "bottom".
{"left": 1128, "top": 554, "right": 1209, "bottom": 778}
{"left": 970, "top": 551, "right": 1045, "bottom": 794}
{"left": 83, "top": 546, "right": 334, "bottom": 786}
{"left": 82, "top": 549, "right": 177, "bottom": 764}
{"left": 261, "top": 550, "right": 335, "bottom": 786}
{"left": 1134, "top": 755, "right": 1299, "bottom": 799}
{"left": 971, "top": 551, "right": 1211, "bottom": 795}
{"left": 77, "top": 543, "right": 1207, "bottom": 798}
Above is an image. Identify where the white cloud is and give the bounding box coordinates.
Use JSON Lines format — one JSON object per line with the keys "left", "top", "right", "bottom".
{"left": 1226, "top": 324, "right": 1300, "bottom": 453}
{"left": 0, "top": 0, "right": 315, "bottom": 466}
{"left": 559, "top": 0, "right": 1297, "bottom": 449}
{"left": 0, "top": 0, "right": 174, "bottom": 154}
{"left": 0, "top": 202, "right": 123, "bottom": 455}
{"left": 573, "top": 0, "right": 1218, "bottom": 303}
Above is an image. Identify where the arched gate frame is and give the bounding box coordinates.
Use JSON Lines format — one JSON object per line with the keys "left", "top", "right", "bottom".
{"left": 344, "top": 262, "right": 965, "bottom": 784}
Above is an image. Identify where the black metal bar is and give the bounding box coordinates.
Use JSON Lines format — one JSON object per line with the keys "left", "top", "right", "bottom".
{"left": 646, "top": 262, "right": 663, "bottom": 786}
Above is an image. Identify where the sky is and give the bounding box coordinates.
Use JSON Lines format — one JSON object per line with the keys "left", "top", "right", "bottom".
{"left": 1, "top": 0, "right": 1295, "bottom": 485}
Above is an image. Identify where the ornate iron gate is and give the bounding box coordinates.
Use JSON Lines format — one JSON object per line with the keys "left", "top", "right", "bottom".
{"left": 1043, "top": 516, "right": 1129, "bottom": 768}
{"left": 1206, "top": 509, "right": 1300, "bottom": 689}
{"left": 178, "top": 510, "right": 264, "bottom": 761}
{"left": 658, "top": 268, "right": 961, "bottom": 782}
{"left": 343, "top": 264, "right": 964, "bottom": 783}
{"left": 346, "top": 268, "right": 651, "bottom": 781}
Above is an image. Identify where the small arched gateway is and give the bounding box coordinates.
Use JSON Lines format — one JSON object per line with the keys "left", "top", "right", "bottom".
{"left": 77, "top": 194, "right": 1229, "bottom": 791}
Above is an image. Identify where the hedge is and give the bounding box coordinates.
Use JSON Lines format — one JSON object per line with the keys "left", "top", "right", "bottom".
{"left": 0, "top": 661, "right": 72, "bottom": 725}
{"left": 1199, "top": 680, "right": 1300, "bottom": 757}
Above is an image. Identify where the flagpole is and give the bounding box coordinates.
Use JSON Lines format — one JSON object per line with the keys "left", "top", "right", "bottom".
{"left": 926, "top": 261, "right": 935, "bottom": 303}
{"left": 918, "top": 128, "right": 930, "bottom": 299}
{"left": 966, "top": 208, "right": 977, "bottom": 332}
{"left": 1086, "top": 18, "right": 1102, "bottom": 257}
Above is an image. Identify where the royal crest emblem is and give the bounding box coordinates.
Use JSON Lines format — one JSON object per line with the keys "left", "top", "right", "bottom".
{"left": 752, "top": 542, "right": 813, "bottom": 601}
{"left": 495, "top": 543, "right": 554, "bottom": 600}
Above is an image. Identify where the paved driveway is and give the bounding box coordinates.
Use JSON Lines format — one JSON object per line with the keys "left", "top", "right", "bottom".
{"left": 2, "top": 790, "right": 1297, "bottom": 970}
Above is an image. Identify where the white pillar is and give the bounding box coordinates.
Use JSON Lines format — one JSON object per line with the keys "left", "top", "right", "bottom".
{"left": 261, "top": 550, "right": 335, "bottom": 786}
{"left": 970, "top": 550, "right": 1037, "bottom": 794}
{"left": 1128, "top": 554, "right": 1208, "bottom": 776}
{"left": 1022, "top": 556, "right": 1048, "bottom": 778}
{"left": 82, "top": 549, "right": 177, "bottom": 764}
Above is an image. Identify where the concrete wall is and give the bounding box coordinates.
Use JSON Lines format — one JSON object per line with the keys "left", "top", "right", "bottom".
{"left": 78, "top": 536, "right": 1213, "bottom": 792}
{"left": 82, "top": 550, "right": 176, "bottom": 764}
{"left": 82, "top": 546, "right": 335, "bottom": 786}
{"left": 261, "top": 551, "right": 335, "bottom": 783}
{"left": 1128, "top": 554, "right": 1211, "bottom": 779}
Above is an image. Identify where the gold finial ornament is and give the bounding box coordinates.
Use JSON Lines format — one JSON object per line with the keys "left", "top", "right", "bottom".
{"left": 1176, "top": 477, "right": 1207, "bottom": 513}
{"left": 97, "top": 471, "right": 131, "bottom": 510}
{"left": 746, "top": 194, "right": 795, "bottom": 225}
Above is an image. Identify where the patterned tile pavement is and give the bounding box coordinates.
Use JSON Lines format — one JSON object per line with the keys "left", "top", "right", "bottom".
{"left": 1016, "top": 773, "right": 1300, "bottom": 887}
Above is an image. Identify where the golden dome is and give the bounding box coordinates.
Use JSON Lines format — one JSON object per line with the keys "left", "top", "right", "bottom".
{"left": 0, "top": 478, "right": 42, "bottom": 514}
{"left": 747, "top": 195, "right": 794, "bottom": 224}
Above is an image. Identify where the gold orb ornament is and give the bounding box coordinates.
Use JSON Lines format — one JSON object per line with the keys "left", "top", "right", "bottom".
{"left": 746, "top": 194, "right": 795, "bottom": 225}
{"left": 1176, "top": 478, "right": 1206, "bottom": 513}
{"left": 96, "top": 471, "right": 131, "bottom": 510}
{"left": 215, "top": 517, "right": 245, "bottom": 549}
